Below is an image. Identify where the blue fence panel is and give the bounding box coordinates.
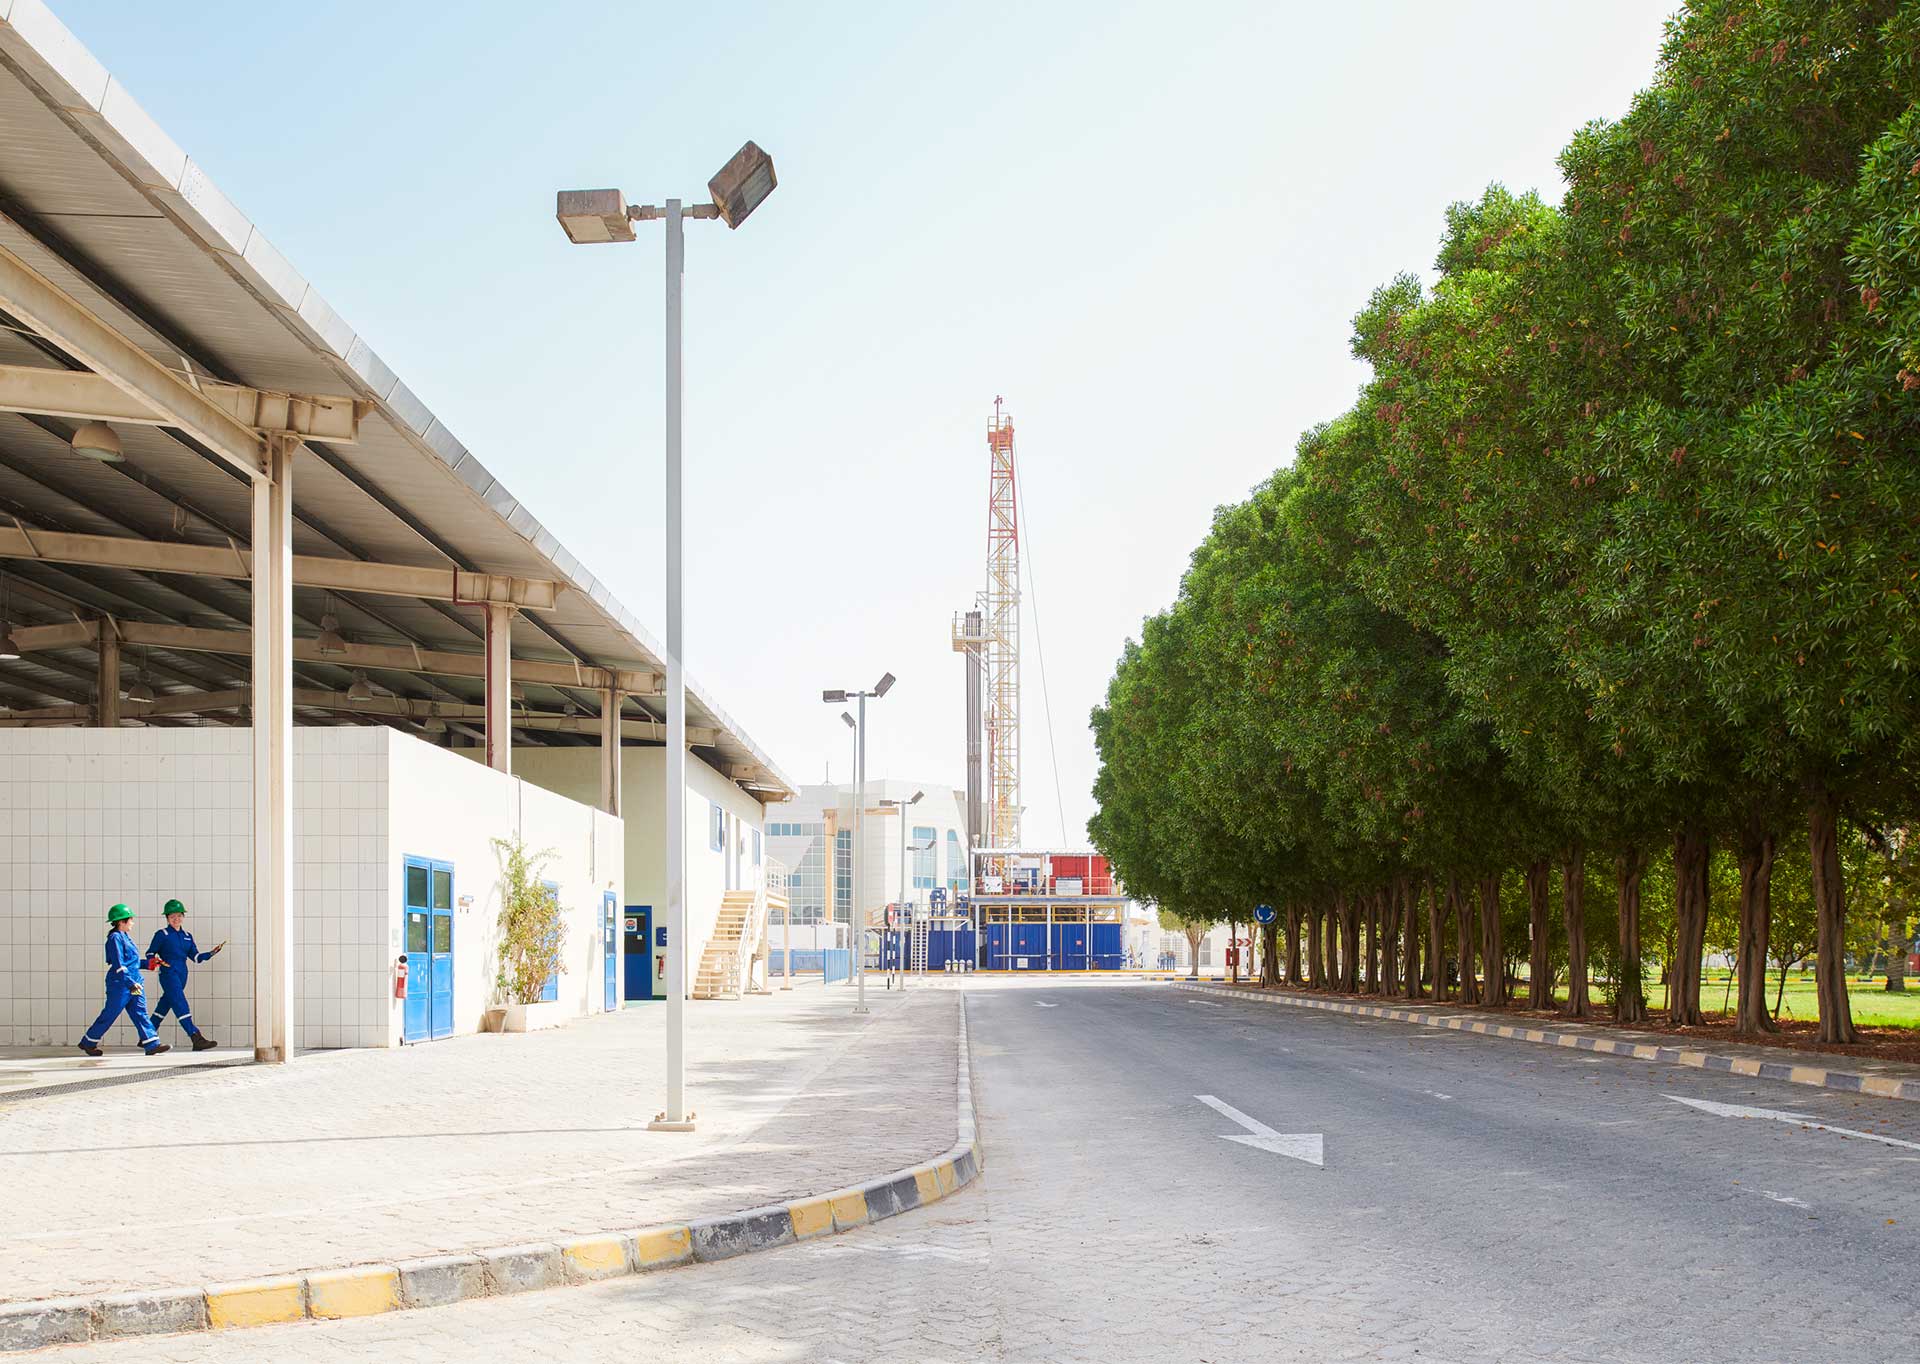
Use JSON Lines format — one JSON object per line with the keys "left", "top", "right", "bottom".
{"left": 771, "top": 947, "right": 853, "bottom": 983}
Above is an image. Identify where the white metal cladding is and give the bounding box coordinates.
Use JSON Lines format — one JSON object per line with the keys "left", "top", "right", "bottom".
{"left": 0, "top": 0, "right": 791, "bottom": 799}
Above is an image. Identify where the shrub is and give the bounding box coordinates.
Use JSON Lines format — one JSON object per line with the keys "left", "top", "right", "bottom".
{"left": 493, "top": 836, "right": 563, "bottom": 1004}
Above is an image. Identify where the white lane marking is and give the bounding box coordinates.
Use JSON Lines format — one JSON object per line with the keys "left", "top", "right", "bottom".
{"left": 1195, "top": 1094, "right": 1324, "bottom": 1168}
{"left": 1667, "top": 1096, "right": 1920, "bottom": 1153}
{"left": 1757, "top": 1189, "right": 1811, "bottom": 1209}
{"left": 1424, "top": 1090, "right": 1454, "bottom": 1100}
{"left": 1035, "top": 1002, "right": 1058, "bottom": 1008}
{"left": 1184, "top": 1000, "right": 1223, "bottom": 1008}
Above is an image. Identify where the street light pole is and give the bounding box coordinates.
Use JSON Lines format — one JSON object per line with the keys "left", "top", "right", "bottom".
{"left": 555, "top": 143, "right": 778, "bottom": 1136}
{"left": 823, "top": 673, "right": 893, "bottom": 1016}
{"left": 879, "top": 791, "right": 924, "bottom": 990}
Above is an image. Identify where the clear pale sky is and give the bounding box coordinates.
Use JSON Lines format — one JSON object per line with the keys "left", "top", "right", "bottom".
{"left": 62, "top": 1, "right": 1676, "bottom": 847}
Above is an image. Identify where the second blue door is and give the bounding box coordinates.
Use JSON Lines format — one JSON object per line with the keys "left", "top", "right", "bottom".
{"left": 602, "top": 892, "right": 618, "bottom": 1010}
{"left": 404, "top": 857, "right": 455, "bottom": 1043}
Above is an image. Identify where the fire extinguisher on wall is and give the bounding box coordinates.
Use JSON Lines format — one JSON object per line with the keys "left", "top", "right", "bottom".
{"left": 393, "top": 954, "right": 409, "bottom": 1000}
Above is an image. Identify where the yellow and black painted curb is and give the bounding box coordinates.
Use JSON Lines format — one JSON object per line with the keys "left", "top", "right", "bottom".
{"left": 1175, "top": 983, "right": 1920, "bottom": 1104}
{"left": 0, "top": 1002, "right": 982, "bottom": 1354}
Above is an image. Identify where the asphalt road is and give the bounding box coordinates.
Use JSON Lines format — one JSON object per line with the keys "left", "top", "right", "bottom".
{"left": 51, "top": 980, "right": 1920, "bottom": 1363}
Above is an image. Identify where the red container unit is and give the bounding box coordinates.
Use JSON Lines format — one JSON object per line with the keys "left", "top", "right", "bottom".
{"left": 1049, "top": 855, "right": 1113, "bottom": 896}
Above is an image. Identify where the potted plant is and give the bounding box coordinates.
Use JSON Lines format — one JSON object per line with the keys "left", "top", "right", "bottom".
{"left": 493, "top": 835, "right": 566, "bottom": 1032}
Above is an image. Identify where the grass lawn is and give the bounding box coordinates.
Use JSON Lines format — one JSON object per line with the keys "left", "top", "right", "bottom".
{"left": 1546, "top": 974, "right": 1920, "bottom": 1029}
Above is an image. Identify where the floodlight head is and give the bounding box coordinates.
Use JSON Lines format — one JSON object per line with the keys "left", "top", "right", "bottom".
{"left": 707, "top": 141, "right": 776, "bottom": 229}
{"left": 910, "top": 790, "right": 924, "bottom": 804}
{"left": 873, "top": 672, "right": 895, "bottom": 698}
{"left": 346, "top": 670, "right": 373, "bottom": 703}
{"left": 316, "top": 612, "right": 347, "bottom": 656}
{"left": 840, "top": 712, "right": 856, "bottom": 729}
{"left": 555, "top": 189, "right": 637, "bottom": 244}
{"left": 126, "top": 678, "right": 155, "bottom": 705}
{"left": 822, "top": 688, "right": 848, "bottom": 703}
{"left": 71, "top": 421, "right": 123, "bottom": 462}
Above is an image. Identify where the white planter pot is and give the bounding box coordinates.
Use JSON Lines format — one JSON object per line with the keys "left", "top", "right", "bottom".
{"left": 501, "top": 1001, "right": 565, "bottom": 1033}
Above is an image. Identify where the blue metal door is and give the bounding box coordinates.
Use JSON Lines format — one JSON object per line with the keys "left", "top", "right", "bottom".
{"left": 1011, "top": 923, "right": 1048, "bottom": 969}
{"left": 602, "top": 892, "right": 618, "bottom": 1010}
{"left": 429, "top": 861, "right": 454, "bottom": 1039}
{"left": 405, "top": 857, "right": 454, "bottom": 1042}
{"left": 624, "top": 906, "right": 651, "bottom": 1002}
{"left": 1055, "top": 923, "right": 1088, "bottom": 970}
{"left": 403, "top": 859, "right": 431, "bottom": 1043}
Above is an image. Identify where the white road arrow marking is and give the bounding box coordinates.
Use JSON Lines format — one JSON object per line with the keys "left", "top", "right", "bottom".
{"left": 1667, "top": 1095, "right": 1920, "bottom": 1153}
{"left": 1035, "top": 1002, "right": 1058, "bottom": 1008}
{"left": 1196, "top": 1094, "right": 1324, "bottom": 1167}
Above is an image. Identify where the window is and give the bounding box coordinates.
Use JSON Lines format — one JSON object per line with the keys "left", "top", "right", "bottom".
{"left": 788, "top": 832, "right": 827, "bottom": 923}
{"left": 753, "top": 829, "right": 762, "bottom": 865}
{"left": 834, "top": 830, "right": 852, "bottom": 921}
{"left": 946, "top": 830, "right": 965, "bottom": 894}
{"left": 912, "top": 826, "right": 937, "bottom": 890}
{"left": 709, "top": 802, "right": 724, "bottom": 852}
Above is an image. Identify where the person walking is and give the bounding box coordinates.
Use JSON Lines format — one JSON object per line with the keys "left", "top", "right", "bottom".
{"left": 77, "top": 904, "right": 169, "bottom": 1057}
{"left": 145, "top": 898, "right": 222, "bottom": 1051}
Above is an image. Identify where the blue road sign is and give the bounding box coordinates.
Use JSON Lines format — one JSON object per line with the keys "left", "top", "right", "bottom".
{"left": 1254, "top": 904, "right": 1277, "bottom": 925}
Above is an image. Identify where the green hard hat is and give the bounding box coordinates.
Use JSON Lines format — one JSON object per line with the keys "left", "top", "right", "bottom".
{"left": 163, "top": 899, "right": 186, "bottom": 916}
{"left": 107, "top": 904, "right": 134, "bottom": 923}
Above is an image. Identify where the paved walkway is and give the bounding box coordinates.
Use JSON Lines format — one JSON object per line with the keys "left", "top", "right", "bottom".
{"left": 1183, "top": 981, "right": 1920, "bottom": 1100}
{"left": 0, "top": 984, "right": 958, "bottom": 1304}
{"left": 45, "top": 977, "right": 1918, "bottom": 1363}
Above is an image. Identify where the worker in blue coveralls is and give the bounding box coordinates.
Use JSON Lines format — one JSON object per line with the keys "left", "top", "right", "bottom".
{"left": 145, "top": 898, "right": 223, "bottom": 1052}
{"left": 77, "top": 903, "right": 169, "bottom": 1057}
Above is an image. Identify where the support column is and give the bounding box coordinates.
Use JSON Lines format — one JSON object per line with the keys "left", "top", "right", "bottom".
{"left": 599, "top": 688, "right": 623, "bottom": 816}
{"left": 251, "top": 439, "right": 294, "bottom": 1063}
{"left": 482, "top": 601, "right": 516, "bottom": 774}
{"left": 95, "top": 622, "right": 120, "bottom": 727}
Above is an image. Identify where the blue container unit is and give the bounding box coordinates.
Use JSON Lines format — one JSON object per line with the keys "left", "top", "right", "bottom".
{"left": 878, "top": 925, "right": 978, "bottom": 971}
{"left": 982, "top": 917, "right": 1124, "bottom": 969}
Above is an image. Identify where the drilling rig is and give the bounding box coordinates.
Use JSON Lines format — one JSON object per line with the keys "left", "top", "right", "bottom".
{"left": 952, "top": 398, "right": 1021, "bottom": 886}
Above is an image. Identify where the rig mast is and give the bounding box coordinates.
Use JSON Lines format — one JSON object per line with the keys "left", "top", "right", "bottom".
{"left": 983, "top": 398, "right": 1021, "bottom": 854}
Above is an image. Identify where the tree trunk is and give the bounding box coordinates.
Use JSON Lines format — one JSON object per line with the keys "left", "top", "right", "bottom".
{"left": 1285, "top": 904, "right": 1302, "bottom": 985}
{"left": 1185, "top": 927, "right": 1204, "bottom": 979}
{"left": 1428, "top": 876, "right": 1447, "bottom": 1001}
{"left": 1561, "top": 840, "right": 1592, "bottom": 1018}
{"left": 1306, "top": 906, "right": 1324, "bottom": 988}
{"left": 1808, "top": 784, "right": 1858, "bottom": 1045}
{"left": 1477, "top": 873, "right": 1507, "bottom": 1007}
{"left": 1615, "top": 847, "right": 1648, "bottom": 1024}
{"left": 1401, "top": 879, "right": 1421, "bottom": 998}
{"left": 1383, "top": 878, "right": 1404, "bottom": 997}
{"left": 1260, "top": 919, "right": 1279, "bottom": 987}
{"left": 1669, "top": 825, "right": 1710, "bottom": 1026}
{"left": 1734, "top": 818, "right": 1778, "bottom": 1036}
{"left": 1449, "top": 874, "right": 1478, "bottom": 1004}
{"left": 1526, "top": 859, "right": 1553, "bottom": 1009}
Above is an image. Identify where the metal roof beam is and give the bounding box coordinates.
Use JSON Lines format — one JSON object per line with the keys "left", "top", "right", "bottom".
{"left": 0, "top": 238, "right": 266, "bottom": 479}
{"left": 0, "top": 525, "right": 562, "bottom": 608}
{"left": 0, "top": 365, "right": 365, "bottom": 443}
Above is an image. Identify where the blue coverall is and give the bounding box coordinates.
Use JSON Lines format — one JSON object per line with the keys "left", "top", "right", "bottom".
{"left": 145, "top": 925, "right": 214, "bottom": 1038}
{"left": 81, "top": 929, "right": 161, "bottom": 1051}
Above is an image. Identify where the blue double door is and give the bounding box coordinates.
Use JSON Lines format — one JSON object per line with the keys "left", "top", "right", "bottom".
{"left": 602, "top": 892, "right": 617, "bottom": 1010}
{"left": 403, "top": 857, "right": 454, "bottom": 1043}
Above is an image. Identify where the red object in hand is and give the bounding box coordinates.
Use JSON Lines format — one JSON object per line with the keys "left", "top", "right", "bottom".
{"left": 144, "top": 954, "right": 160, "bottom": 972}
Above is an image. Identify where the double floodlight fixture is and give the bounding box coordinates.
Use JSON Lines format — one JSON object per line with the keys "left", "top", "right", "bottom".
{"left": 554, "top": 141, "right": 777, "bottom": 246}
{"left": 822, "top": 672, "right": 896, "bottom": 707}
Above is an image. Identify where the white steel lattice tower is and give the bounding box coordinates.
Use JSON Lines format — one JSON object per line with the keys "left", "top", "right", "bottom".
{"left": 984, "top": 397, "right": 1021, "bottom": 853}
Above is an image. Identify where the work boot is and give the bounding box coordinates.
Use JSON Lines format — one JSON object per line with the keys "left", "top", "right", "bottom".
{"left": 191, "top": 1035, "right": 218, "bottom": 1052}
{"left": 77, "top": 1041, "right": 103, "bottom": 1057}
{"left": 144, "top": 1043, "right": 171, "bottom": 1056}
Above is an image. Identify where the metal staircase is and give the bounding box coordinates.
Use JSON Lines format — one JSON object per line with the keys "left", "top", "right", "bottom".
{"left": 692, "top": 859, "right": 790, "bottom": 1000}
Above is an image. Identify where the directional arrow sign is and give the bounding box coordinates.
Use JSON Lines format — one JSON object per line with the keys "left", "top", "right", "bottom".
{"left": 1196, "top": 1094, "right": 1323, "bottom": 1167}
{"left": 1667, "top": 1095, "right": 1920, "bottom": 1153}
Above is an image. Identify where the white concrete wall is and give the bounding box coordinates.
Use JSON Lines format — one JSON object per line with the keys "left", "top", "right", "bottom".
{"left": 389, "top": 736, "right": 620, "bottom": 1038}
{"left": 499, "top": 745, "right": 763, "bottom": 1000}
{"left": 0, "top": 727, "right": 617, "bottom": 1051}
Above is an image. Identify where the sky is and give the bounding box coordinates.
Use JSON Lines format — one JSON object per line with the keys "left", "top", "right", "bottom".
{"left": 62, "top": 0, "right": 1677, "bottom": 848}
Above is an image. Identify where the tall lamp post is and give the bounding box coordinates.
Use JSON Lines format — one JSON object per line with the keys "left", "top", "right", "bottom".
{"left": 555, "top": 142, "right": 778, "bottom": 1134}
{"left": 839, "top": 711, "right": 855, "bottom": 974}
{"left": 823, "top": 673, "right": 894, "bottom": 1014}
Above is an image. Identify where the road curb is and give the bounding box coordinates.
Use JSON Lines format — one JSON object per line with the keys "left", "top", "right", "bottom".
{"left": 1175, "top": 982, "right": 1920, "bottom": 1104}
{"left": 0, "top": 997, "right": 982, "bottom": 1353}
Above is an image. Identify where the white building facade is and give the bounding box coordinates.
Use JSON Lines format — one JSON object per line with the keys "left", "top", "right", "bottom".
{"left": 765, "top": 780, "right": 968, "bottom": 946}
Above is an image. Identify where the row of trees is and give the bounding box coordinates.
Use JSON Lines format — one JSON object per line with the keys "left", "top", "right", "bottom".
{"left": 1093, "top": 0, "right": 1920, "bottom": 1044}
